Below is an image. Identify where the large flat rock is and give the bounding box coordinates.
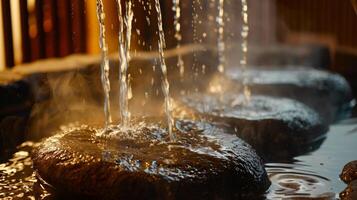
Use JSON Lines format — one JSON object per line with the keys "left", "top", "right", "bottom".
{"left": 176, "top": 93, "right": 328, "bottom": 161}
{"left": 221, "top": 66, "right": 354, "bottom": 123}
{"left": 32, "top": 119, "right": 270, "bottom": 199}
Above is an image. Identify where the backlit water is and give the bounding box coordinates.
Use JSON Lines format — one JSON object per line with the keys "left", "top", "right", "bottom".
{"left": 96, "top": 0, "right": 112, "bottom": 127}
{"left": 1, "top": 0, "right": 356, "bottom": 199}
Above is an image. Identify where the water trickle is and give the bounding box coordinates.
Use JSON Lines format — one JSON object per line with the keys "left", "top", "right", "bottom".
{"left": 172, "top": 0, "right": 185, "bottom": 77}
{"left": 217, "top": 0, "right": 226, "bottom": 73}
{"left": 191, "top": 0, "right": 202, "bottom": 81}
{"left": 240, "top": 0, "right": 251, "bottom": 103}
{"left": 116, "top": 0, "right": 133, "bottom": 128}
{"left": 155, "top": 0, "right": 175, "bottom": 141}
{"left": 96, "top": 0, "right": 112, "bottom": 128}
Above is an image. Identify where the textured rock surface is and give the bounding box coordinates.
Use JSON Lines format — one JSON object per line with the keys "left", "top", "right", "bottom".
{"left": 0, "top": 78, "right": 33, "bottom": 161}
{"left": 340, "top": 180, "right": 357, "bottom": 200}
{"left": 32, "top": 120, "right": 270, "bottom": 200}
{"left": 341, "top": 161, "right": 357, "bottom": 184}
{"left": 177, "top": 93, "right": 328, "bottom": 161}
{"left": 222, "top": 66, "right": 354, "bottom": 123}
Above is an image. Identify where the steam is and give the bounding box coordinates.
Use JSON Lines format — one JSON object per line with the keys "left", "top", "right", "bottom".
{"left": 22, "top": 0, "right": 281, "bottom": 139}
{"left": 26, "top": 66, "right": 105, "bottom": 139}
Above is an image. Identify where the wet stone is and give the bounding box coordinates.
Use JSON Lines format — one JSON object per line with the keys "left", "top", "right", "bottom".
{"left": 223, "top": 66, "right": 354, "bottom": 123}
{"left": 32, "top": 120, "right": 270, "bottom": 200}
{"left": 0, "top": 78, "right": 33, "bottom": 161}
{"left": 340, "top": 180, "right": 357, "bottom": 200}
{"left": 177, "top": 93, "right": 328, "bottom": 161}
{"left": 340, "top": 160, "right": 357, "bottom": 184}
{"left": 0, "top": 78, "right": 32, "bottom": 114}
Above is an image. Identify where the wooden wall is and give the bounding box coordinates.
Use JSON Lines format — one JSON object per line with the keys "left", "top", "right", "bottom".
{"left": 0, "top": 0, "right": 87, "bottom": 69}
{"left": 276, "top": 0, "right": 357, "bottom": 49}
{"left": 1, "top": 0, "right": 356, "bottom": 70}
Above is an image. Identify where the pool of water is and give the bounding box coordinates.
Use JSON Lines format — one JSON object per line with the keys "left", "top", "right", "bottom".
{"left": 266, "top": 119, "right": 357, "bottom": 199}
{"left": 1, "top": 118, "right": 356, "bottom": 199}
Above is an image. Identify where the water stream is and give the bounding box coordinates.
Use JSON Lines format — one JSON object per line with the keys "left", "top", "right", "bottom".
{"left": 2, "top": 1, "right": 356, "bottom": 199}
{"left": 155, "top": 0, "right": 175, "bottom": 140}
{"left": 96, "top": 0, "right": 112, "bottom": 127}
{"left": 173, "top": 0, "right": 185, "bottom": 77}
{"left": 217, "top": 0, "right": 226, "bottom": 73}
{"left": 117, "top": 0, "right": 133, "bottom": 128}
{"left": 240, "top": 0, "right": 251, "bottom": 103}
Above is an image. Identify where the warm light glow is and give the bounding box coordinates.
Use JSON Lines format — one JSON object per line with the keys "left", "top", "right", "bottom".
{"left": 208, "top": 76, "right": 224, "bottom": 94}
{"left": 86, "top": 0, "right": 100, "bottom": 54}
{"left": 10, "top": 0, "right": 22, "bottom": 65}
{"left": 0, "top": 2, "right": 4, "bottom": 70}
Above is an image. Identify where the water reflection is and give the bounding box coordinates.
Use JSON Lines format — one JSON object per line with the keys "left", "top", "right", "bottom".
{"left": 266, "top": 163, "right": 335, "bottom": 199}
{"left": 0, "top": 142, "right": 39, "bottom": 199}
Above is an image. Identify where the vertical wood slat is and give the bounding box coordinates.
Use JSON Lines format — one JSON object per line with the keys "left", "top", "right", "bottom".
{"left": 47, "top": 0, "right": 61, "bottom": 57}
{"left": 35, "top": 0, "right": 46, "bottom": 59}
{"left": 276, "top": 0, "right": 357, "bottom": 48}
{"left": 78, "top": 0, "right": 87, "bottom": 53}
{"left": 1, "top": 0, "right": 14, "bottom": 68}
{"left": 57, "top": 0, "right": 73, "bottom": 57}
{"left": 50, "top": 0, "right": 60, "bottom": 57}
{"left": 19, "top": 0, "right": 31, "bottom": 63}
{"left": 72, "top": 0, "right": 87, "bottom": 53}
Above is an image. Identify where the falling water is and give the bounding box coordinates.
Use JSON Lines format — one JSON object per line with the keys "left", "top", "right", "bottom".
{"left": 155, "top": 0, "right": 175, "bottom": 141}
{"left": 217, "top": 0, "right": 225, "bottom": 73}
{"left": 173, "top": 0, "right": 184, "bottom": 77}
{"left": 125, "top": 1, "right": 134, "bottom": 108}
{"left": 96, "top": 0, "right": 112, "bottom": 128}
{"left": 116, "top": 0, "right": 133, "bottom": 127}
{"left": 240, "top": 0, "right": 251, "bottom": 103}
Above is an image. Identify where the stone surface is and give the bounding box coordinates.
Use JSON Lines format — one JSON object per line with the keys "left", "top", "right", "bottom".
{"left": 0, "top": 77, "right": 33, "bottom": 161}
{"left": 221, "top": 66, "right": 354, "bottom": 123}
{"left": 341, "top": 161, "right": 357, "bottom": 184}
{"left": 340, "top": 180, "right": 357, "bottom": 200}
{"left": 32, "top": 119, "right": 270, "bottom": 200}
{"left": 177, "top": 93, "right": 328, "bottom": 161}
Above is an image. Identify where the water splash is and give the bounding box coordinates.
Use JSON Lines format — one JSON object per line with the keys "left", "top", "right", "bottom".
{"left": 116, "top": 0, "right": 133, "bottom": 128}
{"left": 240, "top": 0, "right": 251, "bottom": 103}
{"left": 96, "top": 0, "right": 112, "bottom": 128}
{"left": 217, "top": 0, "right": 225, "bottom": 73}
{"left": 155, "top": 0, "right": 175, "bottom": 141}
{"left": 172, "top": 0, "right": 185, "bottom": 77}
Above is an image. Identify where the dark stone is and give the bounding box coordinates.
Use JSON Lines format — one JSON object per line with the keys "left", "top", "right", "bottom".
{"left": 340, "top": 180, "right": 357, "bottom": 200}
{"left": 222, "top": 66, "right": 354, "bottom": 123}
{"left": 0, "top": 77, "right": 33, "bottom": 161}
{"left": 177, "top": 93, "right": 328, "bottom": 161}
{"left": 340, "top": 161, "right": 357, "bottom": 184}
{"left": 32, "top": 120, "right": 270, "bottom": 200}
{"left": 0, "top": 79, "right": 33, "bottom": 117}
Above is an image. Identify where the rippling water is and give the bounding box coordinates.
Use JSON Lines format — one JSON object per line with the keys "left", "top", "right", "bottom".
{"left": 1, "top": 119, "right": 357, "bottom": 199}
{"left": 266, "top": 119, "right": 357, "bottom": 199}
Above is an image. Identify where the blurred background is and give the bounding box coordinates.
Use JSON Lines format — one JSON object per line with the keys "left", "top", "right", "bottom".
{"left": 0, "top": 0, "right": 356, "bottom": 79}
